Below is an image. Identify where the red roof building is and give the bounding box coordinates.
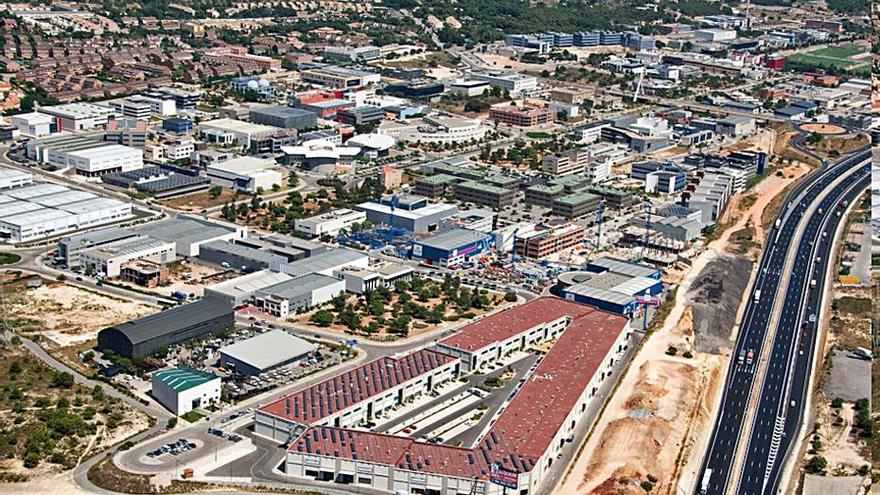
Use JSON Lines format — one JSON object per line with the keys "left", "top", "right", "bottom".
{"left": 283, "top": 297, "right": 630, "bottom": 494}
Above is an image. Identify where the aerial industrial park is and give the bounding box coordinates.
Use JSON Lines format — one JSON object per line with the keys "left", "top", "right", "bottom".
{"left": 0, "top": 0, "right": 875, "bottom": 494}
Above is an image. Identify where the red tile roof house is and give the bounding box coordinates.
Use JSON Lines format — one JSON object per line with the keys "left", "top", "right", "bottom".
{"left": 255, "top": 296, "right": 631, "bottom": 495}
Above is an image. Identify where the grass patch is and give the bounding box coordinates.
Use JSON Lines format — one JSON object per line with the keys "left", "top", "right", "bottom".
{"left": 832, "top": 296, "right": 871, "bottom": 316}
{"left": 0, "top": 252, "right": 21, "bottom": 265}
{"left": 181, "top": 410, "right": 204, "bottom": 423}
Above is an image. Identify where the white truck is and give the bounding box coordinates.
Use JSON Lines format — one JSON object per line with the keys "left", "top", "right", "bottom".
{"left": 754, "top": 290, "right": 761, "bottom": 303}
{"left": 700, "top": 468, "right": 713, "bottom": 494}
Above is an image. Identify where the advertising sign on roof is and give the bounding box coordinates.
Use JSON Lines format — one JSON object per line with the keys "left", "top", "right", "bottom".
{"left": 489, "top": 462, "right": 518, "bottom": 489}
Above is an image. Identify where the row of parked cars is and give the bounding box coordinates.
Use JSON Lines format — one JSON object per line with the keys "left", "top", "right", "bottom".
{"left": 147, "top": 438, "right": 196, "bottom": 458}
{"left": 207, "top": 427, "right": 243, "bottom": 443}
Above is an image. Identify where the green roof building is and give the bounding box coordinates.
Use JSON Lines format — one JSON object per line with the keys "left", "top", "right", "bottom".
{"left": 152, "top": 367, "right": 221, "bottom": 415}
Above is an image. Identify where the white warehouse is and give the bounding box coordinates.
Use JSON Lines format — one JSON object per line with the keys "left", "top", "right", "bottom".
{"left": 80, "top": 236, "right": 176, "bottom": 277}
{"left": 294, "top": 208, "right": 366, "bottom": 238}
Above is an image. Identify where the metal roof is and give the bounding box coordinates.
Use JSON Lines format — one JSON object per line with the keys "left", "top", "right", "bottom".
{"left": 153, "top": 367, "right": 218, "bottom": 393}
{"left": 131, "top": 216, "right": 237, "bottom": 245}
{"left": 417, "top": 228, "right": 491, "bottom": 251}
{"left": 257, "top": 273, "right": 341, "bottom": 300}
{"left": 280, "top": 248, "right": 366, "bottom": 276}
{"left": 105, "top": 298, "right": 233, "bottom": 346}
{"left": 588, "top": 256, "right": 660, "bottom": 278}
{"left": 200, "top": 240, "right": 287, "bottom": 265}
{"left": 219, "top": 330, "right": 315, "bottom": 371}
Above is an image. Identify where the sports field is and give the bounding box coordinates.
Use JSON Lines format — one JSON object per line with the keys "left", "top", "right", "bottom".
{"left": 787, "top": 43, "right": 870, "bottom": 74}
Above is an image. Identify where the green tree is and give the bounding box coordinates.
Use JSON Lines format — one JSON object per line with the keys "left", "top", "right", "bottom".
{"left": 311, "top": 310, "right": 335, "bottom": 327}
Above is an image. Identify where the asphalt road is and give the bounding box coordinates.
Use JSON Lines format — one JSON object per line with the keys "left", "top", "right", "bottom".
{"left": 737, "top": 161, "right": 869, "bottom": 495}
{"left": 694, "top": 147, "right": 870, "bottom": 495}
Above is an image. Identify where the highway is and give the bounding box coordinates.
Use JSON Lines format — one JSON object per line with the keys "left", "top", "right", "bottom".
{"left": 737, "top": 159, "right": 869, "bottom": 494}
{"left": 694, "top": 147, "right": 870, "bottom": 495}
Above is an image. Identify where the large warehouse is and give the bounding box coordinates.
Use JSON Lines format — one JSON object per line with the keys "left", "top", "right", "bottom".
{"left": 130, "top": 215, "right": 246, "bottom": 257}
{"left": 411, "top": 227, "right": 495, "bottom": 267}
{"left": 255, "top": 349, "right": 460, "bottom": 441}
{"left": 253, "top": 273, "right": 346, "bottom": 317}
{"left": 219, "top": 330, "right": 316, "bottom": 376}
{"left": 0, "top": 182, "right": 133, "bottom": 243}
{"left": 357, "top": 195, "right": 457, "bottom": 233}
{"left": 278, "top": 297, "right": 630, "bottom": 495}
{"left": 97, "top": 298, "right": 235, "bottom": 358}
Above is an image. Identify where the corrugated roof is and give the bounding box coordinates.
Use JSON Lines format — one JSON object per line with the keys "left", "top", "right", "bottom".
{"left": 219, "top": 330, "right": 315, "bottom": 371}
{"left": 104, "top": 298, "right": 233, "bottom": 346}
{"left": 153, "top": 367, "right": 218, "bottom": 392}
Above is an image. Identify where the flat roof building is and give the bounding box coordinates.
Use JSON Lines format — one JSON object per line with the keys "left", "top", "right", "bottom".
{"left": 294, "top": 208, "right": 366, "bottom": 238}
{"left": 253, "top": 273, "right": 346, "bottom": 317}
{"left": 219, "top": 330, "right": 316, "bottom": 376}
{"left": 130, "top": 215, "right": 246, "bottom": 257}
{"left": 250, "top": 106, "right": 317, "bottom": 130}
{"left": 411, "top": 228, "right": 494, "bottom": 268}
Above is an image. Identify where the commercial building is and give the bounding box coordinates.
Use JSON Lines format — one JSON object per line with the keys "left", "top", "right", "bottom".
{"left": 280, "top": 139, "right": 361, "bottom": 172}
{"left": 301, "top": 66, "right": 381, "bottom": 89}
{"left": 561, "top": 270, "right": 661, "bottom": 315}
{"left": 294, "top": 209, "right": 367, "bottom": 238}
{"left": 448, "top": 79, "right": 491, "bottom": 97}
{"left": 152, "top": 367, "right": 221, "bottom": 416}
{"left": 256, "top": 349, "right": 459, "bottom": 441}
{"left": 277, "top": 248, "right": 369, "bottom": 278}
{"left": 357, "top": 195, "right": 458, "bottom": 233}
{"left": 206, "top": 156, "right": 282, "bottom": 193}
{"left": 63, "top": 144, "right": 144, "bottom": 177}
{"left": 489, "top": 104, "right": 552, "bottom": 127}
{"left": 552, "top": 190, "right": 602, "bottom": 219}
{"left": 129, "top": 215, "right": 246, "bottom": 257}
{"left": 204, "top": 269, "right": 294, "bottom": 305}
{"left": 470, "top": 72, "right": 537, "bottom": 95}
{"left": 219, "top": 330, "right": 316, "bottom": 376}
{"left": 0, "top": 183, "right": 133, "bottom": 243}
{"left": 515, "top": 222, "right": 586, "bottom": 259}
{"left": 163, "top": 118, "right": 193, "bottom": 133}
{"left": 39, "top": 102, "right": 116, "bottom": 131}
{"left": 104, "top": 118, "right": 148, "bottom": 148}
{"left": 56, "top": 227, "right": 141, "bottom": 268}
{"left": 378, "top": 114, "right": 488, "bottom": 145}
{"left": 98, "top": 298, "right": 235, "bottom": 358}
{"left": 0, "top": 166, "right": 33, "bottom": 190}
{"left": 250, "top": 106, "right": 318, "bottom": 130}
{"left": 586, "top": 256, "right": 662, "bottom": 279}
{"left": 411, "top": 228, "right": 494, "bottom": 267}
{"left": 542, "top": 147, "right": 589, "bottom": 176}
{"left": 334, "top": 262, "right": 414, "bottom": 294}
{"left": 10, "top": 112, "right": 56, "bottom": 136}
{"left": 198, "top": 240, "right": 287, "bottom": 272}
{"left": 81, "top": 236, "right": 176, "bottom": 277}
{"left": 336, "top": 106, "right": 385, "bottom": 125}
{"left": 254, "top": 273, "right": 346, "bottom": 317}
{"left": 441, "top": 208, "right": 495, "bottom": 233}
{"left": 198, "top": 118, "right": 277, "bottom": 147}
{"left": 280, "top": 297, "right": 629, "bottom": 495}
{"left": 454, "top": 180, "right": 516, "bottom": 208}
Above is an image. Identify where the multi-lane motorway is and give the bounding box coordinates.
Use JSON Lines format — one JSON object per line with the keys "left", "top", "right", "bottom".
{"left": 695, "top": 147, "right": 870, "bottom": 495}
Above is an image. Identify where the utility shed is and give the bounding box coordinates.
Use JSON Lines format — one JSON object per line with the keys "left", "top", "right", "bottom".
{"left": 97, "top": 298, "right": 235, "bottom": 358}
{"left": 219, "top": 330, "right": 316, "bottom": 376}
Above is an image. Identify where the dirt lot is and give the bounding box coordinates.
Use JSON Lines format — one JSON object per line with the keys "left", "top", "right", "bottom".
{"left": 690, "top": 255, "right": 753, "bottom": 354}
{"left": 2, "top": 274, "right": 156, "bottom": 346}
{"left": 800, "top": 123, "right": 846, "bottom": 135}
{"left": 112, "top": 260, "right": 229, "bottom": 299}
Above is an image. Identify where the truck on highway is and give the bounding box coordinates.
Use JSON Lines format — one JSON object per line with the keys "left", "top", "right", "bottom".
{"left": 700, "top": 468, "right": 713, "bottom": 494}
{"left": 738, "top": 349, "right": 746, "bottom": 365}
{"left": 774, "top": 218, "right": 781, "bottom": 229}
{"left": 754, "top": 290, "right": 761, "bottom": 303}
{"left": 810, "top": 279, "right": 816, "bottom": 289}
{"left": 746, "top": 350, "right": 754, "bottom": 365}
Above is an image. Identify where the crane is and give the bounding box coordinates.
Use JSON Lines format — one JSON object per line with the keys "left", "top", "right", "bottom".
{"left": 594, "top": 199, "right": 606, "bottom": 251}
{"left": 632, "top": 70, "right": 645, "bottom": 103}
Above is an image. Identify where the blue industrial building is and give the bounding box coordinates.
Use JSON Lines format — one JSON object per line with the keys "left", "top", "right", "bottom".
{"left": 163, "top": 118, "right": 193, "bottom": 133}
{"left": 560, "top": 258, "right": 662, "bottom": 315}
{"left": 411, "top": 228, "right": 495, "bottom": 268}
